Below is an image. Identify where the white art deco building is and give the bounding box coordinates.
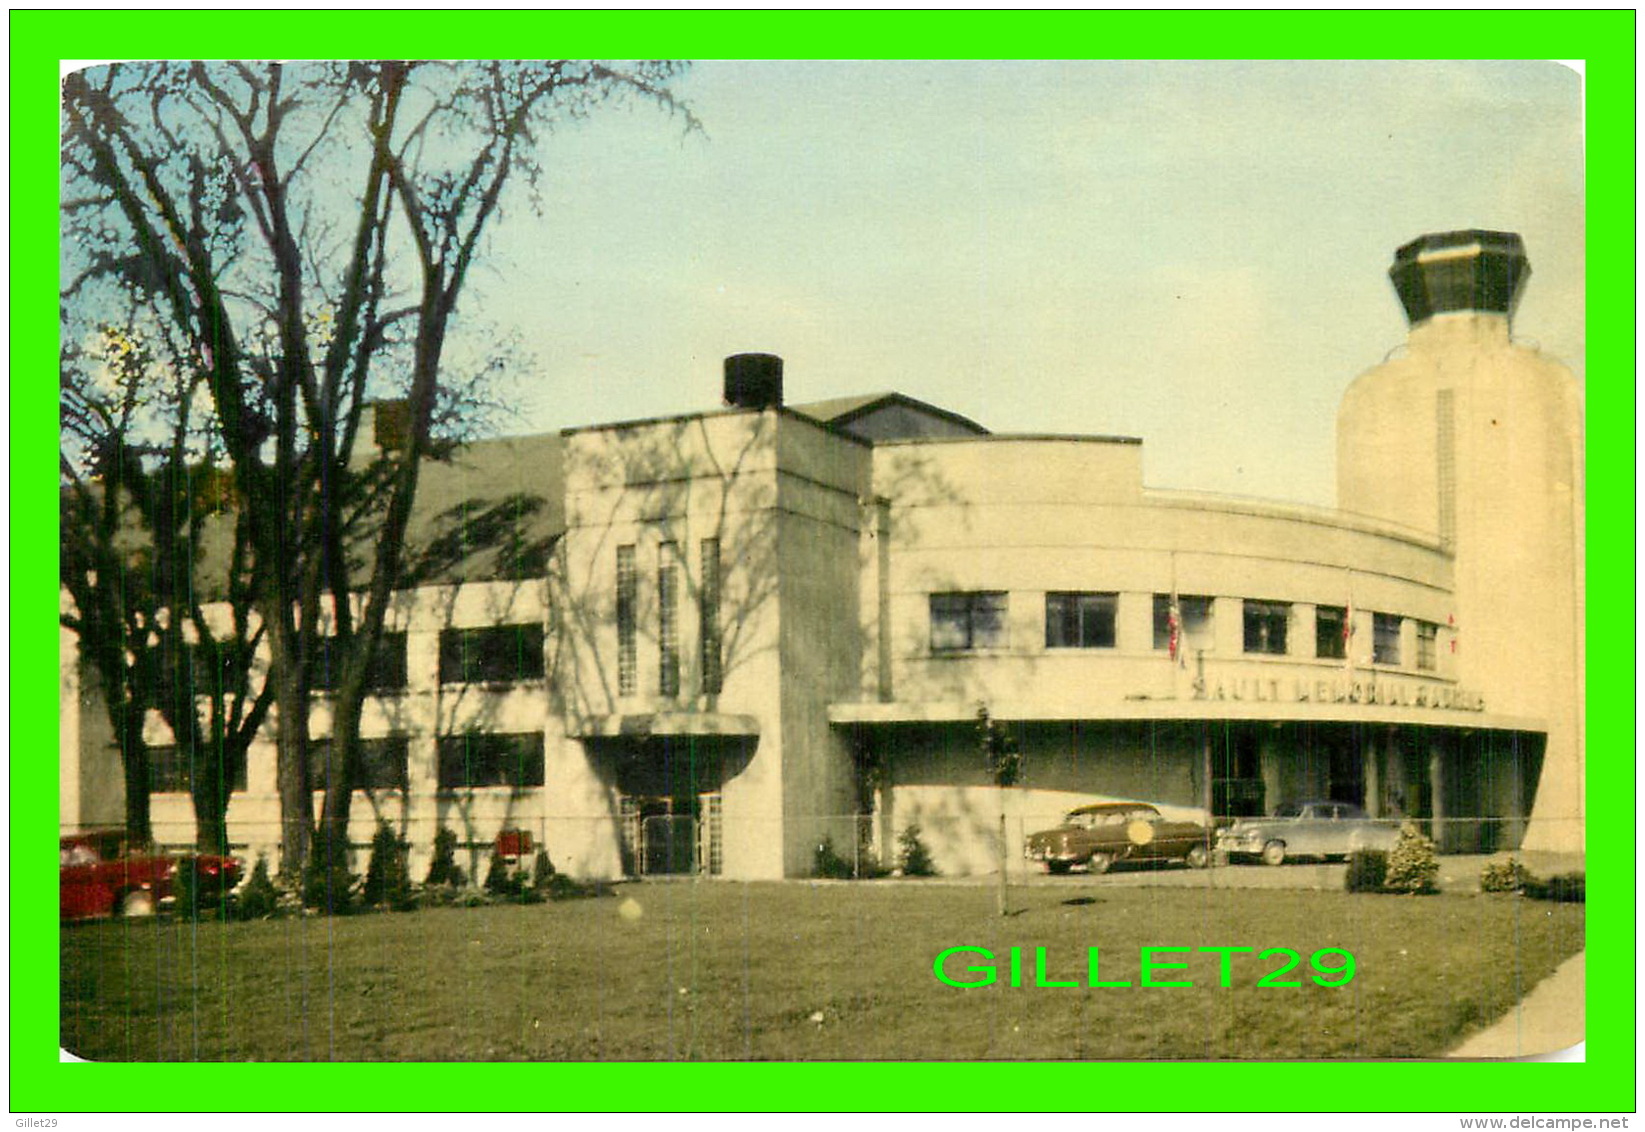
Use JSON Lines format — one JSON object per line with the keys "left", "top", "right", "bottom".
{"left": 60, "top": 230, "right": 1584, "bottom": 879}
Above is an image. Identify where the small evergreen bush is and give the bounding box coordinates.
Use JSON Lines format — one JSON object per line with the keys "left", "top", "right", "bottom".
{"left": 234, "top": 856, "right": 281, "bottom": 920}
{"left": 1524, "top": 872, "right": 1585, "bottom": 903}
{"left": 426, "top": 827, "right": 461, "bottom": 887}
{"left": 897, "top": 824, "right": 936, "bottom": 877}
{"left": 1384, "top": 823, "right": 1440, "bottom": 894}
{"left": 1343, "top": 849, "right": 1389, "bottom": 893}
{"left": 302, "top": 857, "right": 357, "bottom": 915}
{"left": 814, "top": 836, "right": 854, "bottom": 879}
{"left": 362, "top": 821, "right": 416, "bottom": 911}
{"left": 527, "top": 851, "right": 557, "bottom": 901}
{"left": 1479, "top": 856, "right": 1531, "bottom": 894}
{"left": 483, "top": 851, "right": 526, "bottom": 898}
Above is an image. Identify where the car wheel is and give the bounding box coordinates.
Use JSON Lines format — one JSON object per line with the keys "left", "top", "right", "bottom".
{"left": 1261, "top": 841, "right": 1287, "bottom": 867}
{"left": 1185, "top": 844, "right": 1210, "bottom": 869}
{"left": 118, "top": 889, "right": 157, "bottom": 918}
{"left": 1046, "top": 860, "right": 1072, "bottom": 875}
{"left": 1087, "top": 851, "right": 1114, "bottom": 875}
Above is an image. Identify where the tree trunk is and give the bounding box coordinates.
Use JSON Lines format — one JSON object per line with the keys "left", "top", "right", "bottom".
{"left": 997, "top": 801, "right": 1008, "bottom": 917}
{"left": 189, "top": 735, "right": 232, "bottom": 857}
{"left": 270, "top": 651, "right": 312, "bottom": 879}
{"left": 317, "top": 693, "right": 361, "bottom": 870}
{"left": 117, "top": 705, "right": 152, "bottom": 846}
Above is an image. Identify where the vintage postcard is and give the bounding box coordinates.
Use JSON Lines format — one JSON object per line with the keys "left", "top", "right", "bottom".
{"left": 31, "top": 14, "right": 1629, "bottom": 1121}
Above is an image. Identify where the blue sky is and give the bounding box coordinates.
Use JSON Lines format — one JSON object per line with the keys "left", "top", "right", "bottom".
{"left": 473, "top": 60, "right": 1583, "bottom": 507}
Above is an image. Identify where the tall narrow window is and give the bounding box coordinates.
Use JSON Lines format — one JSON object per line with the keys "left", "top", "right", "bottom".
{"left": 616, "top": 545, "right": 637, "bottom": 695}
{"left": 700, "top": 538, "right": 722, "bottom": 694}
{"left": 1416, "top": 620, "right": 1438, "bottom": 671}
{"left": 1243, "top": 601, "right": 1290, "bottom": 655}
{"left": 1315, "top": 606, "right": 1347, "bottom": 660}
{"left": 658, "top": 542, "right": 680, "bottom": 696}
{"left": 1045, "top": 592, "right": 1117, "bottom": 649}
{"left": 1373, "top": 613, "right": 1402, "bottom": 665}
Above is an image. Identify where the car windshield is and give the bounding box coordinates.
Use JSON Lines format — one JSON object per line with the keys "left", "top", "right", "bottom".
{"left": 1273, "top": 803, "right": 1304, "bottom": 817}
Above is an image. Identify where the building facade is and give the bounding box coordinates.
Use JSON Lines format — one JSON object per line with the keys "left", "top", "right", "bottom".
{"left": 60, "top": 231, "right": 1584, "bottom": 878}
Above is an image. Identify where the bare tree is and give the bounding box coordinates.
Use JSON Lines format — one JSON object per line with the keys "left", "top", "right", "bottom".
{"left": 61, "top": 321, "right": 273, "bottom": 854}
{"left": 62, "top": 60, "right": 695, "bottom": 876}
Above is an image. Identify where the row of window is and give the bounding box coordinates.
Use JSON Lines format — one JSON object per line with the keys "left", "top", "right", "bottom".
{"left": 617, "top": 538, "right": 722, "bottom": 698}
{"left": 302, "top": 624, "right": 550, "bottom": 693}
{"left": 931, "top": 591, "right": 1440, "bottom": 670}
{"left": 145, "top": 732, "right": 546, "bottom": 795}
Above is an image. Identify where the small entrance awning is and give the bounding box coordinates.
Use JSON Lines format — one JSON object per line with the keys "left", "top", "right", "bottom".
{"left": 569, "top": 712, "right": 761, "bottom": 740}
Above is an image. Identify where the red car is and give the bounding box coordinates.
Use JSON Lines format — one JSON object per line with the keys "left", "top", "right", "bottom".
{"left": 60, "top": 830, "right": 242, "bottom": 920}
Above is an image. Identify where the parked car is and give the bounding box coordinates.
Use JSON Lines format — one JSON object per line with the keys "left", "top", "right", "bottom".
{"left": 1024, "top": 802, "right": 1214, "bottom": 874}
{"left": 60, "top": 830, "right": 242, "bottom": 920}
{"left": 1216, "top": 801, "right": 1398, "bottom": 866}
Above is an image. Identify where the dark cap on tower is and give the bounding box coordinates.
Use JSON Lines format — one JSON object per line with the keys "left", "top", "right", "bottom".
{"left": 724, "top": 353, "right": 784, "bottom": 409}
{"left": 1389, "top": 230, "right": 1530, "bottom": 326}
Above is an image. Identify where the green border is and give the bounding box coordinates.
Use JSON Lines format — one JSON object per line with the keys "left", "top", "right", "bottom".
{"left": 14, "top": 10, "right": 1634, "bottom": 1114}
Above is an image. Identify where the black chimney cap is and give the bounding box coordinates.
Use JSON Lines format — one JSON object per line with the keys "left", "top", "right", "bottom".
{"left": 1389, "top": 230, "right": 1530, "bottom": 326}
{"left": 724, "top": 353, "right": 783, "bottom": 410}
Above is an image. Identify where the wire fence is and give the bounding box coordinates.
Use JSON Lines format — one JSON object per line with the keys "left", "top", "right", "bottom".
{"left": 103, "top": 809, "right": 1576, "bottom": 883}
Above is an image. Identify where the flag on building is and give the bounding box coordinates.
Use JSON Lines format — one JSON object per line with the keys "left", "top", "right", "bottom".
{"left": 1344, "top": 597, "right": 1356, "bottom": 676}
{"left": 1168, "top": 594, "right": 1186, "bottom": 668}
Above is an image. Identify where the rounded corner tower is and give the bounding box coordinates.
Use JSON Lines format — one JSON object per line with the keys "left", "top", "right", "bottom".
{"left": 1338, "top": 230, "right": 1584, "bottom": 857}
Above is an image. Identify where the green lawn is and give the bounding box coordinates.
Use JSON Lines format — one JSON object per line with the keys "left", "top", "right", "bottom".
{"left": 60, "top": 881, "right": 1584, "bottom": 1061}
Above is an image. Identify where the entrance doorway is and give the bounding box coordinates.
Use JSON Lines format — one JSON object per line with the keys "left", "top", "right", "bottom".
{"left": 620, "top": 792, "right": 723, "bottom": 877}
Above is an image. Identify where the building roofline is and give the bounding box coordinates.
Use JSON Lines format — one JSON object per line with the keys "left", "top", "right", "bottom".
{"left": 791, "top": 391, "right": 991, "bottom": 436}
{"left": 1142, "top": 488, "right": 1448, "bottom": 551}
{"left": 559, "top": 403, "right": 873, "bottom": 448}
{"left": 870, "top": 431, "right": 1143, "bottom": 448}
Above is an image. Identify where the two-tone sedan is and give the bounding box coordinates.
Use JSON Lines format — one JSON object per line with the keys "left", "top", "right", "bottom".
{"left": 1216, "top": 801, "right": 1399, "bottom": 866}
{"left": 1024, "top": 802, "right": 1214, "bottom": 875}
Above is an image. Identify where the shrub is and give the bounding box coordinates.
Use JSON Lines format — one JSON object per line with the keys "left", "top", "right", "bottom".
{"left": 897, "top": 825, "right": 936, "bottom": 877}
{"left": 1344, "top": 849, "right": 1389, "bottom": 893}
{"left": 1479, "top": 856, "right": 1531, "bottom": 894}
{"left": 302, "top": 859, "right": 357, "bottom": 915}
{"left": 1384, "top": 823, "right": 1440, "bottom": 894}
{"left": 234, "top": 856, "right": 281, "bottom": 921}
{"left": 425, "top": 827, "right": 461, "bottom": 887}
{"left": 814, "top": 836, "right": 854, "bottom": 879}
{"left": 362, "top": 821, "right": 416, "bottom": 911}
{"left": 544, "top": 874, "right": 614, "bottom": 901}
{"left": 1524, "top": 872, "right": 1585, "bottom": 903}
{"left": 483, "top": 852, "right": 526, "bottom": 898}
{"left": 856, "top": 851, "right": 891, "bottom": 879}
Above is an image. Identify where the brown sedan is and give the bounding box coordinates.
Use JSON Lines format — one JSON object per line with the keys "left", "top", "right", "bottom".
{"left": 1024, "top": 802, "right": 1213, "bottom": 874}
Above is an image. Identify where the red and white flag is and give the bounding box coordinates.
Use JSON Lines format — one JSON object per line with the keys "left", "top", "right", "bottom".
{"left": 1168, "top": 594, "right": 1186, "bottom": 668}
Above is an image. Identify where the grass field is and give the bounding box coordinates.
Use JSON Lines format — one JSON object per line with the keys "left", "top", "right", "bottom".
{"left": 60, "top": 881, "right": 1584, "bottom": 1061}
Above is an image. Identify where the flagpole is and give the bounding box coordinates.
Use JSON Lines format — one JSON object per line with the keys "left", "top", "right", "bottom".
{"left": 1168, "top": 551, "right": 1183, "bottom": 699}
{"left": 1344, "top": 567, "right": 1356, "bottom": 681}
